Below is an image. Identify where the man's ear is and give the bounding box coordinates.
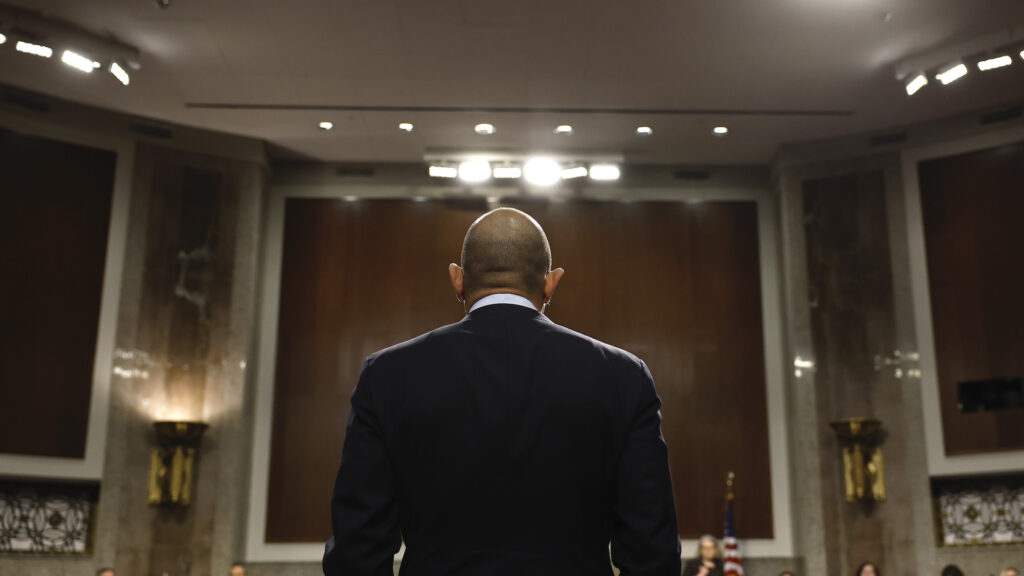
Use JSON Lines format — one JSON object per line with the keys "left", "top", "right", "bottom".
{"left": 543, "top": 267, "right": 565, "bottom": 304}
{"left": 448, "top": 263, "right": 465, "bottom": 302}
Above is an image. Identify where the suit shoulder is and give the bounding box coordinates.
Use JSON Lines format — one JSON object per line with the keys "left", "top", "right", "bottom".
{"left": 363, "top": 321, "right": 464, "bottom": 368}
{"left": 543, "top": 322, "right": 647, "bottom": 373}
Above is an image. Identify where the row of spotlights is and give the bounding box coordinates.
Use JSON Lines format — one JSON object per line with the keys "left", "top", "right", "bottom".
{"left": 3, "top": 36, "right": 131, "bottom": 85}
{"left": 906, "top": 50, "right": 1024, "bottom": 95}
{"left": 429, "top": 159, "right": 621, "bottom": 185}
{"left": 317, "top": 121, "right": 729, "bottom": 137}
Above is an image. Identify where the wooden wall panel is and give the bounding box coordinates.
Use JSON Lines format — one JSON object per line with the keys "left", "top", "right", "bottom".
{"left": 0, "top": 128, "right": 115, "bottom": 458}
{"left": 267, "top": 198, "right": 772, "bottom": 542}
{"left": 918, "top": 141, "right": 1024, "bottom": 455}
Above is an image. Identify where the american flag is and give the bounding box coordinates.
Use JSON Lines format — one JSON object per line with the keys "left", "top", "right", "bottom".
{"left": 723, "top": 485, "right": 744, "bottom": 576}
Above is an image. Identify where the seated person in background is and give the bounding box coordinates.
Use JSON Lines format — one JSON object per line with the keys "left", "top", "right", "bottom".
{"left": 856, "top": 562, "right": 881, "bottom": 576}
{"left": 96, "top": 568, "right": 115, "bottom": 576}
{"left": 1001, "top": 568, "right": 1019, "bottom": 576}
{"left": 941, "top": 564, "right": 964, "bottom": 576}
{"left": 229, "top": 562, "right": 247, "bottom": 576}
{"left": 779, "top": 571, "right": 795, "bottom": 576}
{"left": 682, "top": 535, "right": 724, "bottom": 576}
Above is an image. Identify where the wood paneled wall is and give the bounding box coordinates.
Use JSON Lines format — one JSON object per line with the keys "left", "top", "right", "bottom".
{"left": 918, "top": 141, "right": 1024, "bottom": 455}
{"left": 267, "top": 198, "right": 772, "bottom": 542}
{"left": 0, "top": 128, "right": 115, "bottom": 459}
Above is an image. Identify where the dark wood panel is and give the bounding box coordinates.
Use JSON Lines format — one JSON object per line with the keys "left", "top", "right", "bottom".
{"left": 918, "top": 141, "right": 1024, "bottom": 455}
{"left": 267, "top": 198, "right": 772, "bottom": 542}
{"left": 508, "top": 200, "right": 772, "bottom": 539}
{"left": 0, "top": 128, "right": 116, "bottom": 458}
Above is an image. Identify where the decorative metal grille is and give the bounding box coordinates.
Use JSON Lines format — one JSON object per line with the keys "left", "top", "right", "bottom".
{"left": 933, "top": 475, "right": 1024, "bottom": 547}
{"left": 0, "top": 480, "right": 98, "bottom": 554}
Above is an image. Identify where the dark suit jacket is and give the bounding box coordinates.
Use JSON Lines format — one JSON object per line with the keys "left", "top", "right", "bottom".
{"left": 323, "top": 303, "right": 680, "bottom": 576}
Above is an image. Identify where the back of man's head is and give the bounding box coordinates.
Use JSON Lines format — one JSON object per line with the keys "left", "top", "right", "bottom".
{"left": 96, "top": 568, "right": 115, "bottom": 576}
{"left": 460, "top": 208, "right": 551, "bottom": 298}
{"left": 229, "top": 562, "right": 248, "bottom": 576}
{"left": 1001, "top": 568, "right": 1019, "bottom": 576}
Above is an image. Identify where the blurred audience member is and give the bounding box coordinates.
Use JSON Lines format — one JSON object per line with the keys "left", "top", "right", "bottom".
{"left": 682, "top": 535, "right": 724, "bottom": 576}
{"left": 856, "top": 562, "right": 880, "bottom": 576}
{"left": 229, "top": 562, "right": 247, "bottom": 576}
{"left": 1001, "top": 568, "right": 1019, "bottom": 576}
{"left": 940, "top": 565, "right": 964, "bottom": 576}
{"left": 96, "top": 568, "right": 115, "bottom": 576}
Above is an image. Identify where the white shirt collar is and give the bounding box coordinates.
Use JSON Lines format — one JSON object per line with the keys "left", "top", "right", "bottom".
{"left": 468, "top": 293, "right": 538, "bottom": 313}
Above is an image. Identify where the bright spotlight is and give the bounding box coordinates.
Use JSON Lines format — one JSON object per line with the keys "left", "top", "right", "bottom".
{"left": 636, "top": 126, "right": 653, "bottom": 136}
{"left": 936, "top": 63, "right": 968, "bottom": 85}
{"left": 493, "top": 165, "right": 522, "bottom": 179}
{"left": 429, "top": 165, "right": 458, "bottom": 178}
{"left": 318, "top": 121, "right": 334, "bottom": 131}
{"left": 0, "top": 33, "right": 6, "bottom": 45}
{"left": 61, "top": 50, "right": 99, "bottom": 73}
{"left": 553, "top": 125, "right": 574, "bottom": 136}
{"left": 713, "top": 126, "right": 729, "bottom": 136}
{"left": 589, "top": 164, "right": 621, "bottom": 181}
{"left": 524, "top": 158, "right": 561, "bottom": 186}
{"left": 561, "top": 166, "right": 588, "bottom": 179}
{"left": 905, "top": 74, "right": 927, "bottom": 95}
{"left": 110, "top": 62, "right": 130, "bottom": 86}
{"left": 458, "top": 160, "right": 491, "bottom": 183}
{"left": 474, "top": 123, "right": 495, "bottom": 135}
{"left": 398, "top": 122, "right": 414, "bottom": 132}
{"left": 16, "top": 41, "right": 53, "bottom": 58}
{"left": 977, "top": 55, "right": 1012, "bottom": 71}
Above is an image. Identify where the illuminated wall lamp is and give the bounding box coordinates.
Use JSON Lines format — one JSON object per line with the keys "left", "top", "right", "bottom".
{"left": 935, "top": 62, "right": 968, "bottom": 85}
{"left": 148, "top": 421, "right": 208, "bottom": 507}
{"left": 830, "top": 418, "right": 885, "bottom": 503}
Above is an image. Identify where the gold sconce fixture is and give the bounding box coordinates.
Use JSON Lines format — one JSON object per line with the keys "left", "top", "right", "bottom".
{"left": 830, "top": 417, "right": 886, "bottom": 503}
{"left": 148, "top": 421, "right": 207, "bottom": 506}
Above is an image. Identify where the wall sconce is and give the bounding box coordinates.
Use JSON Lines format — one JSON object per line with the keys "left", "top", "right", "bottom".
{"left": 148, "top": 421, "right": 207, "bottom": 507}
{"left": 830, "top": 417, "right": 886, "bottom": 503}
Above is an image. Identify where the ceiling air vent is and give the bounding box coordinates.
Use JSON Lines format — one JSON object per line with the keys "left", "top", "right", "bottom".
{"left": 3, "top": 90, "right": 49, "bottom": 113}
{"left": 132, "top": 124, "right": 173, "bottom": 139}
{"left": 980, "top": 107, "right": 1022, "bottom": 125}
{"left": 335, "top": 165, "right": 375, "bottom": 177}
{"left": 868, "top": 132, "right": 907, "bottom": 147}
{"left": 673, "top": 170, "right": 710, "bottom": 181}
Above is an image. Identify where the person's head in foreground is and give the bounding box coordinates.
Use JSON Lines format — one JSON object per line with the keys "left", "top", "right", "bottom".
{"left": 449, "top": 207, "right": 563, "bottom": 313}
{"left": 940, "top": 564, "right": 964, "bottom": 576}
{"left": 696, "top": 534, "right": 721, "bottom": 561}
{"left": 96, "top": 568, "right": 115, "bottom": 576}
{"left": 856, "top": 562, "right": 880, "bottom": 576}
{"left": 779, "top": 571, "right": 795, "bottom": 576}
{"left": 229, "top": 562, "right": 248, "bottom": 576}
{"left": 1001, "top": 568, "right": 1019, "bottom": 576}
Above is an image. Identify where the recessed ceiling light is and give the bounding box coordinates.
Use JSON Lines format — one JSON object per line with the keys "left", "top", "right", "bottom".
{"left": 413, "top": 196, "right": 428, "bottom": 202}
{"left": 905, "top": 74, "right": 927, "bottom": 96}
{"left": 318, "top": 121, "right": 334, "bottom": 131}
{"left": 713, "top": 126, "right": 729, "bottom": 136}
{"left": 398, "top": 122, "right": 414, "bottom": 132}
{"left": 524, "top": 158, "right": 561, "bottom": 186}
{"left": 474, "top": 123, "right": 495, "bottom": 135}
{"left": 493, "top": 165, "right": 522, "bottom": 179}
{"left": 458, "top": 160, "right": 492, "bottom": 183}
{"left": 561, "top": 166, "right": 588, "bottom": 179}
{"left": 936, "top": 62, "right": 968, "bottom": 85}
{"left": 110, "top": 62, "right": 130, "bottom": 86}
{"left": 977, "top": 55, "right": 1012, "bottom": 71}
{"left": 16, "top": 41, "right": 53, "bottom": 58}
{"left": 589, "top": 164, "right": 621, "bottom": 181}
{"left": 554, "top": 125, "right": 574, "bottom": 136}
{"left": 636, "top": 126, "right": 653, "bottom": 136}
{"left": 61, "top": 50, "right": 99, "bottom": 73}
{"left": 0, "top": 33, "right": 7, "bottom": 45}
{"left": 343, "top": 195, "right": 359, "bottom": 202}
{"left": 428, "top": 165, "right": 458, "bottom": 178}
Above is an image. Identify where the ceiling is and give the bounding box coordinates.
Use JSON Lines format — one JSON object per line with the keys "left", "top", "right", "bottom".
{"left": 2, "top": 0, "right": 1024, "bottom": 164}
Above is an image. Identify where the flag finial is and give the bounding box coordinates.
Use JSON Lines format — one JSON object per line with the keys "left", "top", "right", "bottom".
{"left": 726, "top": 471, "right": 735, "bottom": 500}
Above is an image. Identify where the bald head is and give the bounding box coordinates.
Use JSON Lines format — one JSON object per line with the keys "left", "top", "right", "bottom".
{"left": 460, "top": 208, "right": 552, "bottom": 297}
